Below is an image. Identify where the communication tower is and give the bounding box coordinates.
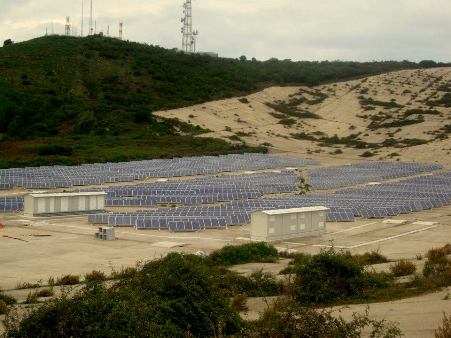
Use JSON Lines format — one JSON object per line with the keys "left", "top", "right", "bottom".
{"left": 89, "top": 0, "right": 93, "bottom": 35}
{"left": 181, "top": 0, "right": 198, "bottom": 53}
{"left": 119, "top": 23, "right": 123, "bottom": 40}
{"left": 81, "top": 0, "right": 84, "bottom": 37}
{"left": 65, "top": 16, "right": 71, "bottom": 36}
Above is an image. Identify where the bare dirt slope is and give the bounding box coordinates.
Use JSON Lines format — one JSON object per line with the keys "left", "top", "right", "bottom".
{"left": 156, "top": 68, "right": 451, "bottom": 166}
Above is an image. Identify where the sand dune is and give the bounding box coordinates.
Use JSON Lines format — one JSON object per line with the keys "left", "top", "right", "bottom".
{"left": 156, "top": 68, "right": 451, "bottom": 167}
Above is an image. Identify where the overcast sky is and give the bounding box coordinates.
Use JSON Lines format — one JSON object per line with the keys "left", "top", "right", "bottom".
{"left": 1, "top": 0, "right": 450, "bottom": 62}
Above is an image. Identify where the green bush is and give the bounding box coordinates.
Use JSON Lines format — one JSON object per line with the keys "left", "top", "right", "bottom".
{"left": 38, "top": 145, "right": 73, "bottom": 156}
{"left": 4, "top": 253, "right": 242, "bottom": 338}
{"left": 208, "top": 242, "right": 279, "bottom": 266}
{"left": 390, "top": 260, "right": 416, "bottom": 277}
{"left": 293, "top": 249, "right": 368, "bottom": 304}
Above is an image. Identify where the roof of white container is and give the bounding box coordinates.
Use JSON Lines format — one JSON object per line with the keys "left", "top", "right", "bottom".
{"left": 27, "top": 192, "right": 107, "bottom": 198}
{"left": 256, "top": 206, "right": 329, "bottom": 215}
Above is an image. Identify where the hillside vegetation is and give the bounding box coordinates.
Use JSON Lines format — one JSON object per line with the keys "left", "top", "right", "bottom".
{"left": 0, "top": 35, "right": 444, "bottom": 167}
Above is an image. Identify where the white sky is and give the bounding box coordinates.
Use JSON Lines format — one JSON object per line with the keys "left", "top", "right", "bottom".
{"left": 1, "top": 0, "right": 450, "bottom": 62}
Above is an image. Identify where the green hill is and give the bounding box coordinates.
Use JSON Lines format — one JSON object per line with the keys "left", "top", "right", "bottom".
{"left": 0, "top": 35, "right": 445, "bottom": 168}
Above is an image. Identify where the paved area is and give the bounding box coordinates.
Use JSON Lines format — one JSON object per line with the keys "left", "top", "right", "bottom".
{"left": 0, "top": 204, "right": 450, "bottom": 290}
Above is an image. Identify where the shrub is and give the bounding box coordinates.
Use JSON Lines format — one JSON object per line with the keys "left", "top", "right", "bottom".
{"left": 246, "top": 298, "right": 403, "bottom": 337}
{"left": 84, "top": 270, "right": 107, "bottom": 283}
{"left": 278, "top": 118, "right": 297, "bottom": 126}
{"left": 111, "top": 266, "right": 139, "bottom": 279}
{"left": 37, "top": 145, "right": 73, "bottom": 156}
{"left": 24, "top": 291, "right": 39, "bottom": 304}
{"left": 55, "top": 274, "right": 80, "bottom": 286}
{"left": 4, "top": 253, "right": 242, "bottom": 338}
{"left": 208, "top": 242, "right": 278, "bottom": 266}
{"left": 423, "top": 244, "right": 451, "bottom": 281}
{"left": 360, "top": 151, "right": 376, "bottom": 157}
{"left": 390, "top": 260, "right": 416, "bottom": 277}
{"left": 231, "top": 293, "right": 248, "bottom": 312}
{"left": 354, "top": 250, "right": 389, "bottom": 265}
{"left": 238, "top": 97, "right": 250, "bottom": 104}
{"left": 0, "top": 300, "right": 8, "bottom": 315}
{"left": 0, "top": 291, "right": 17, "bottom": 305}
{"left": 435, "top": 314, "right": 451, "bottom": 338}
{"left": 15, "top": 282, "right": 41, "bottom": 290}
{"left": 293, "top": 249, "right": 367, "bottom": 304}
{"left": 36, "top": 289, "right": 54, "bottom": 298}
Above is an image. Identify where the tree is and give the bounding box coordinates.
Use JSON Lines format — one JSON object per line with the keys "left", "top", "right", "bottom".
{"left": 239, "top": 55, "right": 247, "bottom": 62}
{"left": 3, "top": 39, "right": 13, "bottom": 47}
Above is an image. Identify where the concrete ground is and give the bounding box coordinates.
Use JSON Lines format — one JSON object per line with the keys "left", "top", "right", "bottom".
{"left": 0, "top": 204, "right": 450, "bottom": 290}
{"left": 0, "top": 204, "right": 449, "bottom": 290}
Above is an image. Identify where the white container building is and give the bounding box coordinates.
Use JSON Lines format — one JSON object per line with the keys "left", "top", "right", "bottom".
{"left": 24, "top": 192, "right": 107, "bottom": 217}
{"left": 250, "top": 206, "right": 329, "bottom": 242}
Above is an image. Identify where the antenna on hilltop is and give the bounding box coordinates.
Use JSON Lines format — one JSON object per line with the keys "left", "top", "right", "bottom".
{"left": 181, "top": 0, "right": 199, "bottom": 53}
{"left": 89, "top": 0, "right": 93, "bottom": 35}
{"left": 119, "top": 22, "right": 123, "bottom": 40}
{"left": 81, "top": 0, "right": 84, "bottom": 37}
{"left": 65, "top": 16, "right": 71, "bottom": 36}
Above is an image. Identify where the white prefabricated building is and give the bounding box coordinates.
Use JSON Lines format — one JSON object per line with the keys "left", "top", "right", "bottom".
{"left": 24, "top": 192, "right": 107, "bottom": 217}
{"left": 250, "top": 206, "right": 329, "bottom": 242}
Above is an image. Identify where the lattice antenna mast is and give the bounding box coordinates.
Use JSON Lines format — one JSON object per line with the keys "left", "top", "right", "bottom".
{"left": 181, "top": 0, "right": 198, "bottom": 53}
{"left": 81, "top": 0, "right": 84, "bottom": 37}
{"left": 89, "top": 0, "right": 93, "bottom": 35}
{"left": 119, "top": 23, "right": 123, "bottom": 40}
{"left": 65, "top": 16, "right": 71, "bottom": 36}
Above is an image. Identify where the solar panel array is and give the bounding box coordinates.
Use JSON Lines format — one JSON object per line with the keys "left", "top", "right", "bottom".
{"left": 88, "top": 170, "right": 451, "bottom": 232}
{"left": 83, "top": 172, "right": 299, "bottom": 207}
{"left": 0, "top": 197, "right": 23, "bottom": 212}
{"left": 0, "top": 154, "right": 316, "bottom": 190}
{"left": 308, "top": 162, "right": 443, "bottom": 190}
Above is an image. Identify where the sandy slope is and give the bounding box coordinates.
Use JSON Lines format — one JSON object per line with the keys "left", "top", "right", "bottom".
{"left": 156, "top": 68, "right": 451, "bottom": 167}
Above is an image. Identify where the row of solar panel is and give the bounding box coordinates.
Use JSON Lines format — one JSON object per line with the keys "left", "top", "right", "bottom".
{"left": 0, "top": 154, "right": 316, "bottom": 189}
